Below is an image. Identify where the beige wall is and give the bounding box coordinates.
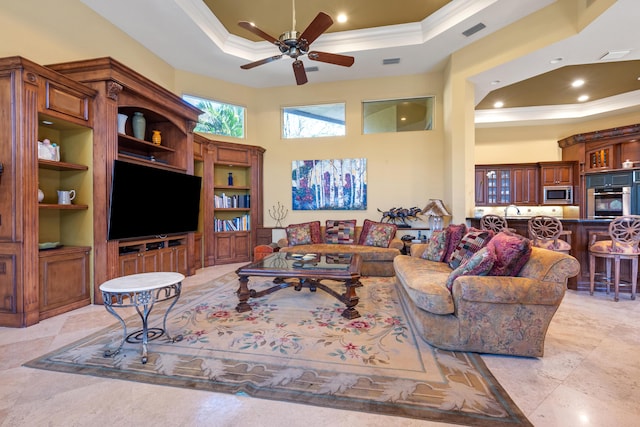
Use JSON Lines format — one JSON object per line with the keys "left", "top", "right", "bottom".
{"left": 475, "top": 110, "right": 640, "bottom": 165}
{"left": 3, "top": 0, "right": 638, "bottom": 228}
{"left": 177, "top": 71, "right": 445, "bottom": 226}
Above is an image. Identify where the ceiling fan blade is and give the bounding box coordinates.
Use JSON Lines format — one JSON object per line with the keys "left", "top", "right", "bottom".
{"left": 308, "top": 51, "right": 354, "bottom": 67}
{"left": 238, "top": 21, "right": 283, "bottom": 47}
{"left": 298, "top": 12, "right": 333, "bottom": 46}
{"left": 240, "top": 55, "right": 283, "bottom": 70}
{"left": 292, "top": 60, "right": 308, "bottom": 85}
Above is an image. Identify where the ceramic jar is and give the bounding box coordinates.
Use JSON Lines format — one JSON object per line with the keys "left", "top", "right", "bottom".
{"left": 117, "top": 113, "right": 128, "bottom": 134}
{"left": 132, "top": 112, "right": 146, "bottom": 140}
{"left": 152, "top": 130, "right": 161, "bottom": 145}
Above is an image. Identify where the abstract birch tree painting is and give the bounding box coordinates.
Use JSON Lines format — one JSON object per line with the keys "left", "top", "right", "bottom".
{"left": 292, "top": 158, "right": 367, "bottom": 210}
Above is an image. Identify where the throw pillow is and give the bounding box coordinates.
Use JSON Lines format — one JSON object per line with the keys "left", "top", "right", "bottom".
{"left": 446, "top": 247, "right": 495, "bottom": 291}
{"left": 358, "top": 219, "right": 397, "bottom": 247}
{"left": 421, "top": 229, "right": 449, "bottom": 262}
{"left": 443, "top": 223, "right": 467, "bottom": 263}
{"left": 325, "top": 220, "right": 357, "bottom": 244}
{"left": 448, "top": 230, "right": 493, "bottom": 269}
{"left": 486, "top": 231, "right": 532, "bottom": 276}
{"left": 285, "top": 221, "right": 322, "bottom": 246}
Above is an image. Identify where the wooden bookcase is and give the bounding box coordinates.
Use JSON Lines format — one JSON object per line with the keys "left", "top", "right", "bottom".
{"left": 0, "top": 56, "right": 96, "bottom": 327}
{"left": 196, "top": 136, "right": 265, "bottom": 266}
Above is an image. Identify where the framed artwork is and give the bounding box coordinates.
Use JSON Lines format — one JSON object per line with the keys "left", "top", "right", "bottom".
{"left": 292, "top": 158, "right": 367, "bottom": 210}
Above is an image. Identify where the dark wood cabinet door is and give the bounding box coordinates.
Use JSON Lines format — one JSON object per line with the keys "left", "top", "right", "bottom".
{"left": 512, "top": 166, "right": 538, "bottom": 205}
{"left": 39, "top": 247, "right": 90, "bottom": 320}
{"left": 475, "top": 168, "right": 487, "bottom": 205}
{"left": 541, "top": 164, "right": 573, "bottom": 185}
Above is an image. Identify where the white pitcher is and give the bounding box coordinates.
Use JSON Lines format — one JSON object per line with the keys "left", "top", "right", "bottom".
{"left": 57, "top": 190, "right": 76, "bottom": 205}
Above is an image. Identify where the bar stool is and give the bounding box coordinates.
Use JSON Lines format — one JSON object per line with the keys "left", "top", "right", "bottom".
{"left": 589, "top": 215, "right": 640, "bottom": 301}
{"left": 480, "top": 214, "right": 509, "bottom": 233}
{"left": 528, "top": 215, "right": 572, "bottom": 255}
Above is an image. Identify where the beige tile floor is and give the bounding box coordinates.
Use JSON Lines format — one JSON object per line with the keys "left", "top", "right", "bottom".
{"left": 1, "top": 263, "right": 638, "bottom": 427}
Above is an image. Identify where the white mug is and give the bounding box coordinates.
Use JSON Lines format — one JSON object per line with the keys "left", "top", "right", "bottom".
{"left": 57, "top": 190, "right": 76, "bottom": 205}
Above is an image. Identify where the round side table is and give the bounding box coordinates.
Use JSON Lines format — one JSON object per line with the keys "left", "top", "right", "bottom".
{"left": 99, "top": 272, "right": 184, "bottom": 364}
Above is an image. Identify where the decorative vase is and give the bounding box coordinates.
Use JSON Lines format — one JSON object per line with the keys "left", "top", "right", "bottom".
{"left": 228, "top": 172, "right": 234, "bottom": 186}
{"left": 152, "top": 130, "right": 161, "bottom": 145}
{"left": 117, "top": 113, "right": 128, "bottom": 135}
{"left": 132, "top": 112, "right": 146, "bottom": 140}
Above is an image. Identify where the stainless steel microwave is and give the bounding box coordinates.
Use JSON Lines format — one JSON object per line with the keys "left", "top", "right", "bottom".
{"left": 543, "top": 185, "right": 573, "bottom": 205}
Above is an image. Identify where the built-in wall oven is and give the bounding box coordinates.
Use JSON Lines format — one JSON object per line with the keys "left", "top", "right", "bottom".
{"left": 587, "top": 186, "right": 631, "bottom": 218}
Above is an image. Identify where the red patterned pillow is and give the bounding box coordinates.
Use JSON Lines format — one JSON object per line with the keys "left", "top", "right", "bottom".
{"left": 358, "top": 219, "right": 397, "bottom": 247}
{"left": 443, "top": 223, "right": 467, "bottom": 263}
{"left": 421, "top": 229, "right": 449, "bottom": 262}
{"left": 448, "top": 230, "right": 493, "bottom": 269}
{"left": 325, "top": 220, "right": 357, "bottom": 244}
{"left": 446, "top": 247, "right": 495, "bottom": 291}
{"left": 486, "top": 231, "right": 532, "bottom": 276}
{"left": 285, "top": 221, "right": 322, "bottom": 246}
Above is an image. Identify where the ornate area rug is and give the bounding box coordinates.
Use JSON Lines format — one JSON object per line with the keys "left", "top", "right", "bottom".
{"left": 25, "top": 272, "right": 531, "bottom": 426}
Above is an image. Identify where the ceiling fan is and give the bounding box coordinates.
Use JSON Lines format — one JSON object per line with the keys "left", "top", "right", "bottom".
{"left": 238, "top": 1, "right": 355, "bottom": 85}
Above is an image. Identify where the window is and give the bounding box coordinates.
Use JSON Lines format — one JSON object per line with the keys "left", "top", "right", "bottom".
{"left": 182, "top": 94, "right": 245, "bottom": 138}
{"left": 363, "top": 96, "right": 434, "bottom": 134}
{"left": 282, "top": 103, "right": 346, "bottom": 139}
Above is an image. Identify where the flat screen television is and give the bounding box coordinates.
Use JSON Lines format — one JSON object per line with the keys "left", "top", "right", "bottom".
{"left": 108, "top": 160, "right": 202, "bottom": 240}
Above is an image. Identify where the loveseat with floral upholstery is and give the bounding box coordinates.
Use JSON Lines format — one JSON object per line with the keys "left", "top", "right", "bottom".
{"left": 393, "top": 224, "right": 580, "bottom": 357}
{"left": 277, "top": 220, "right": 402, "bottom": 277}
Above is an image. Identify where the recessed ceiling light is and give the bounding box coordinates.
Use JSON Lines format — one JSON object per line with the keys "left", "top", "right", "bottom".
{"left": 493, "top": 101, "right": 504, "bottom": 108}
{"left": 490, "top": 80, "right": 501, "bottom": 85}
{"left": 578, "top": 95, "right": 589, "bottom": 102}
{"left": 550, "top": 57, "right": 563, "bottom": 64}
{"left": 400, "top": 117, "right": 406, "bottom": 121}
{"left": 571, "top": 79, "right": 585, "bottom": 88}
{"left": 336, "top": 13, "right": 347, "bottom": 23}
{"left": 42, "top": 120, "right": 54, "bottom": 125}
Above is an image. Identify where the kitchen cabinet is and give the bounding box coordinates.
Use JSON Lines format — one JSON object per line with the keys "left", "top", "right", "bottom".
{"left": 475, "top": 164, "right": 538, "bottom": 206}
{"left": 511, "top": 165, "right": 539, "bottom": 205}
{"left": 540, "top": 162, "right": 576, "bottom": 185}
{"left": 475, "top": 166, "right": 511, "bottom": 205}
{"left": 585, "top": 171, "right": 632, "bottom": 188}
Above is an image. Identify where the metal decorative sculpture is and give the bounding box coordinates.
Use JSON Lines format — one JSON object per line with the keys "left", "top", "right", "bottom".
{"left": 269, "top": 201, "right": 289, "bottom": 228}
{"left": 377, "top": 206, "right": 421, "bottom": 226}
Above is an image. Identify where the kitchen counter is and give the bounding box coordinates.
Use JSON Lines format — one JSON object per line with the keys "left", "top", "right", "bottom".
{"left": 467, "top": 217, "right": 626, "bottom": 293}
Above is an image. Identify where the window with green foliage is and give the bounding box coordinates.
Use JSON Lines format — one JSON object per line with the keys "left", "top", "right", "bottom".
{"left": 182, "top": 94, "right": 245, "bottom": 138}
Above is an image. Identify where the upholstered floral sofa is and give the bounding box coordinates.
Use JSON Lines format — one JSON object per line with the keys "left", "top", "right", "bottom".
{"left": 278, "top": 220, "right": 402, "bottom": 277}
{"left": 393, "top": 224, "right": 580, "bottom": 357}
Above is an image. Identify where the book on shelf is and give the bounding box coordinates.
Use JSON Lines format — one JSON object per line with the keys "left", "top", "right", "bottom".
{"left": 214, "top": 193, "right": 250, "bottom": 209}
{"left": 214, "top": 214, "right": 251, "bottom": 232}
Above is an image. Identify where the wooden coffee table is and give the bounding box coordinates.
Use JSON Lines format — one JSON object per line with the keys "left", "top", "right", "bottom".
{"left": 236, "top": 252, "right": 363, "bottom": 319}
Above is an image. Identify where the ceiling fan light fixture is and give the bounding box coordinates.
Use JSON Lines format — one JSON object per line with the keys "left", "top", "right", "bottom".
{"left": 238, "top": 10, "right": 354, "bottom": 85}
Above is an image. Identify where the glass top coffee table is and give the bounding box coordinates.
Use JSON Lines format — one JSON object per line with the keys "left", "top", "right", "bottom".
{"left": 235, "top": 252, "right": 363, "bottom": 319}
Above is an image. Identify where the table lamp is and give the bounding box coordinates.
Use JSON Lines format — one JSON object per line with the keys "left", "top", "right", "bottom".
{"left": 421, "top": 199, "right": 451, "bottom": 231}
